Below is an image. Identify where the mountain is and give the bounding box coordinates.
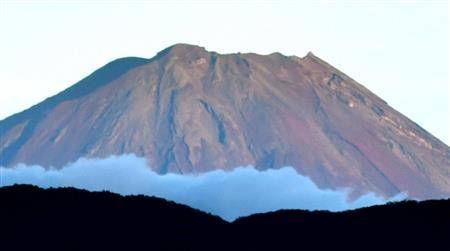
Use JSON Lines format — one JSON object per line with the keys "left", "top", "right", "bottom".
{"left": 1, "top": 185, "right": 449, "bottom": 250}
{"left": 1, "top": 43, "right": 449, "bottom": 199}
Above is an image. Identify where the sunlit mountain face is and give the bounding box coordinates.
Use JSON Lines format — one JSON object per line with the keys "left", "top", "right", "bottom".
{"left": 1, "top": 43, "right": 449, "bottom": 200}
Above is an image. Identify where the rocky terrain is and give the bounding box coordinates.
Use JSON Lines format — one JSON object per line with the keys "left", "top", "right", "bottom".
{"left": 1, "top": 43, "right": 449, "bottom": 199}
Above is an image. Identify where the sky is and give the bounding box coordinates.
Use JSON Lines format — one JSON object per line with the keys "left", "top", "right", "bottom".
{"left": 0, "top": 0, "right": 448, "bottom": 144}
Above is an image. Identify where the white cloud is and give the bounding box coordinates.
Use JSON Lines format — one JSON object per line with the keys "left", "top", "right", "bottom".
{"left": 0, "top": 154, "right": 406, "bottom": 221}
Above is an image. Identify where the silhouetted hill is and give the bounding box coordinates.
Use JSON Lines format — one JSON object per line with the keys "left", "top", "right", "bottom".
{"left": 0, "top": 184, "right": 227, "bottom": 251}
{"left": 1, "top": 185, "right": 448, "bottom": 250}
{"left": 234, "top": 199, "right": 450, "bottom": 250}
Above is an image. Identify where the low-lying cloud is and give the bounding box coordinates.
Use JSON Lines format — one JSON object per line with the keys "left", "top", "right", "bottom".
{"left": 0, "top": 154, "right": 406, "bottom": 221}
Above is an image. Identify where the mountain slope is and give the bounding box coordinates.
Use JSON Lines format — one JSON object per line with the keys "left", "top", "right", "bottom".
{"left": 1, "top": 43, "right": 449, "bottom": 198}
{"left": 1, "top": 185, "right": 449, "bottom": 250}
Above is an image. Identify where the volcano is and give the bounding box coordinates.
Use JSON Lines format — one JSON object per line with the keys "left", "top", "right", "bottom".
{"left": 1, "top": 43, "right": 449, "bottom": 199}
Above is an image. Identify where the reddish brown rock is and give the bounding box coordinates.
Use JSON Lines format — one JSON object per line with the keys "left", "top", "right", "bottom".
{"left": 1, "top": 44, "right": 449, "bottom": 199}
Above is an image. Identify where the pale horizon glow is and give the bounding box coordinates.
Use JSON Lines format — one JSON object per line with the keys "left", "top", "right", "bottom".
{"left": 0, "top": 0, "right": 448, "bottom": 144}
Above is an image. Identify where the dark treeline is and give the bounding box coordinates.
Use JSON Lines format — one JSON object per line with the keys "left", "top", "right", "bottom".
{"left": 1, "top": 185, "right": 449, "bottom": 250}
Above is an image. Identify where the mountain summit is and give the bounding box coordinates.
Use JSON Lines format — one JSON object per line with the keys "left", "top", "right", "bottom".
{"left": 1, "top": 43, "right": 449, "bottom": 199}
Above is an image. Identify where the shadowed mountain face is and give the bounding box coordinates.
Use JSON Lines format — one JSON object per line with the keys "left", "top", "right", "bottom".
{"left": 1, "top": 43, "right": 449, "bottom": 199}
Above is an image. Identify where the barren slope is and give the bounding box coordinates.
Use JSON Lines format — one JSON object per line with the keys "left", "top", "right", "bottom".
{"left": 1, "top": 44, "right": 449, "bottom": 198}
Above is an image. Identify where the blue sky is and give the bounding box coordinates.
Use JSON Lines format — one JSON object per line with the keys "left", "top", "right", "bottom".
{"left": 0, "top": 0, "right": 448, "bottom": 144}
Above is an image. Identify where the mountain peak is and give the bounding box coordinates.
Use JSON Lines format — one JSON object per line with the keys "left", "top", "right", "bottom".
{"left": 305, "top": 51, "right": 315, "bottom": 57}
{"left": 156, "top": 43, "right": 208, "bottom": 59}
{"left": 170, "top": 43, "right": 205, "bottom": 50}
